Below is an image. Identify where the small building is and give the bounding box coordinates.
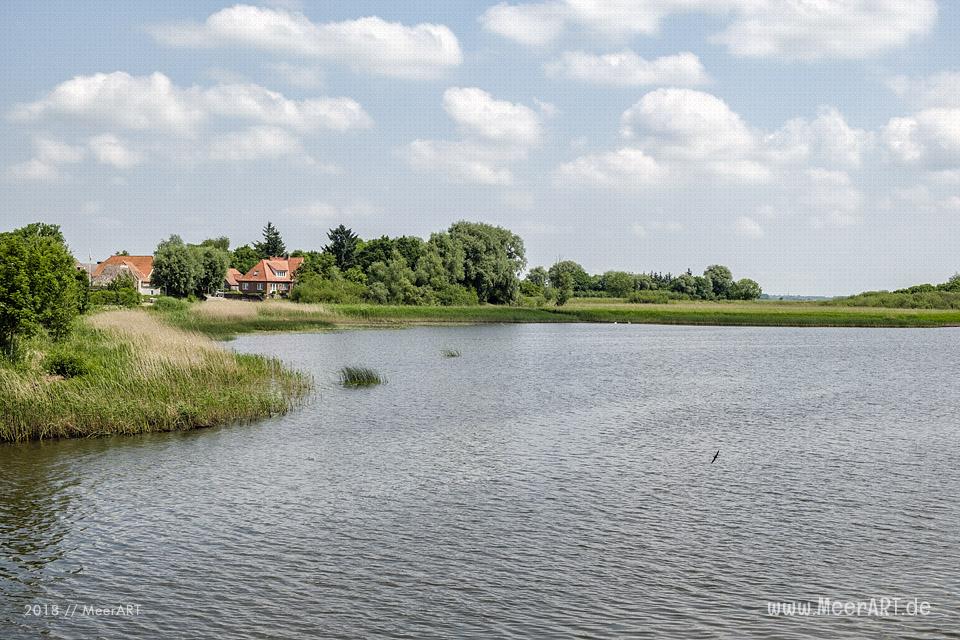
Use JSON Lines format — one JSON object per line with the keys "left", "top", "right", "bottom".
{"left": 236, "top": 257, "right": 303, "bottom": 297}
{"left": 91, "top": 255, "right": 159, "bottom": 296}
{"left": 224, "top": 268, "right": 242, "bottom": 292}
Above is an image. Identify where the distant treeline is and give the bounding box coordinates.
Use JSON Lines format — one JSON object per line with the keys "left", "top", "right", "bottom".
{"left": 121, "top": 220, "right": 762, "bottom": 307}
{"left": 826, "top": 275, "right": 960, "bottom": 309}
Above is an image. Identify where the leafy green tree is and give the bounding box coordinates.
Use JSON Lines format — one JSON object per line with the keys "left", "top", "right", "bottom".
{"left": 602, "top": 271, "right": 635, "bottom": 298}
{"left": 0, "top": 223, "right": 83, "bottom": 355}
{"left": 355, "top": 236, "right": 395, "bottom": 272}
{"left": 152, "top": 235, "right": 197, "bottom": 298}
{"left": 448, "top": 221, "right": 526, "bottom": 304}
{"left": 230, "top": 244, "right": 260, "bottom": 274}
{"left": 634, "top": 273, "right": 657, "bottom": 290}
{"left": 428, "top": 232, "right": 466, "bottom": 284}
{"left": 704, "top": 264, "right": 734, "bottom": 299}
{"left": 941, "top": 273, "right": 960, "bottom": 292}
{"left": 730, "top": 278, "right": 762, "bottom": 300}
{"left": 295, "top": 251, "right": 339, "bottom": 281}
{"left": 366, "top": 251, "right": 420, "bottom": 304}
{"left": 107, "top": 271, "right": 138, "bottom": 292}
{"left": 324, "top": 225, "right": 360, "bottom": 270}
{"left": 394, "top": 236, "right": 426, "bottom": 270}
{"left": 670, "top": 273, "right": 696, "bottom": 296}
{"left": 414, "top": 244, "right": 449, "bottom": 292}
{"left": 693, "top": 275, "right": 714, "bottom": 300}
{"left": 254, "top": 222, "right": 286, "bottom": 259}
{"left": 193, "top": 246, "right": 229, "bottom": 295}
{"left": 200, "top": 237, "right": 230, "bottom": 252}
{"left": 290, "top": 273, "right": 367, "bottom": 303}
{"left": 526, "top": 267, "right": 548, "bottom": 288}
{"left": 549, "top": 261, "right": 574, "bottom": 306}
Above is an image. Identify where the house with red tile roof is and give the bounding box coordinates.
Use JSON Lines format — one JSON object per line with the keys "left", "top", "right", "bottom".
{"left": 236, "top": 257, "right": 304, "bottom": 297}
{"left": 224, "top": 268, "right": 242, "bottom": 291}
{"left": 91, "top": 255, "right": 159, "bottom": 295}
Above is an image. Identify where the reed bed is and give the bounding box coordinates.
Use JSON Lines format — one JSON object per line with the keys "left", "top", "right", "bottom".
{"left": 338, "top": 366, "right": 384, "bottom": 387}
{"left": 440, "top": 348, "right": 462, "bottom": 358}
{"left": 0, "top": 310, "right": 311, "bottom": 443}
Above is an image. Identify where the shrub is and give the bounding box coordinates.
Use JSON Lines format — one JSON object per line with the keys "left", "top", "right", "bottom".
{"left": 627, "top": 290, "right": 673, "bottom": 304}
{"left": 291, "top": 275, "right": 367, "bottom": 303}
{"left": 434, "top": 284, "right": 479, "bottom": 306}
{"left": 43, "top": 350, "right": 89, "bottom": 378}
{"left": 89, "top": 289, "right": 141, "bottom": 308}
{"left": 153, "top": 296, "right": 190, "bottom": 312}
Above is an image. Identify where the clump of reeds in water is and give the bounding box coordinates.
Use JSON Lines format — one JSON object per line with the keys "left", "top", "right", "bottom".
{"left": 440, "top": 348, "right": 461, "bottom": 358}
{"left": 339, "top": 366, "right": 384, "bottom": 387}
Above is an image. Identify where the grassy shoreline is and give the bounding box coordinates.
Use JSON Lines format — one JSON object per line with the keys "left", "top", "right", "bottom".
{"left": 0, "top": 310, "right": 311, "bottom": 443}
{"left": 155, "top": 298, "right": 960, "bottom": 339}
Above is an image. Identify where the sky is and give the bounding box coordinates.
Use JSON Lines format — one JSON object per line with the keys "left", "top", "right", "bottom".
{"left": 1, "top": 1, "right": 959, "bottom": 295}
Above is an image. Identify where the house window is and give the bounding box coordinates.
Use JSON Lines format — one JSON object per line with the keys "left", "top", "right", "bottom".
{"left": 257, "top": 283, "right": 263, "bottom": 291}
{"left": 242, "top": 283, "right": 248, "bottom": 290}
{"left": 276, "top": 270, "right": 287, "bottom": 277}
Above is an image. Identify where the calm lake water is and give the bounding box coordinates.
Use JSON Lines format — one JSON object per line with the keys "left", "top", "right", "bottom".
{"left": 2, "top": 324, "right": 959, "bottom": 638}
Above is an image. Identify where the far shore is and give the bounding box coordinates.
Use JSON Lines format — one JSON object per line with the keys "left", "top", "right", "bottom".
{"left": 150, "top": 297, "right": 960, "bottom": 340}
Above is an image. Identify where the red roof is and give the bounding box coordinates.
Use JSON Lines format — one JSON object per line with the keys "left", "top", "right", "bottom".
{"left": 225, "top": 268, "right": 242, "bottom": 286}
{"left": 93, "top": 255, "right": 153, "bottom": 281}
{"left": 237, "top": 257, "right": 303, "bottom": 283}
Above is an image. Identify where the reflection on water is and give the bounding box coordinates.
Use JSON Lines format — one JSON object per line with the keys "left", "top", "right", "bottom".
{"left": 2, "top": 325, "right": 959, "bottom": 638}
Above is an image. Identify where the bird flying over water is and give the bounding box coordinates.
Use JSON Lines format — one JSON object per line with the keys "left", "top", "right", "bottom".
{"left": 711, "top": 450, "right": 720, "bottom": 464}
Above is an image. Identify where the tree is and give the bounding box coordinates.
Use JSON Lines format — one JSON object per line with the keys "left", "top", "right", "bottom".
{"left": 295, "top": 251, "right": 338, "bottom": 281}
{"left": 355, "top": 236, "right": 395, "bottom": 272}
{"left": 254, "top": 222, "right": 286, "bottom": 258}
{"left": 366, "top": 251, "right": 421, "bottom": 304}
{"left": 0, "top": 223, "right": 83, "bottom": 355}
{"left": 704, "top": 265, "right": 733, "bottom": 299}
{"left": 730, "top": 278, "right": 762, "bottom": 300}
{"left": 670, "top": 273, "right": 696, "bottom": 296}
{"left": 448, "top": 221, "right": 526, "bottom": 304}
{"left": 193, "top": 246, "right": 229, "bottom": 296}
{"left": 152, "top": 235, "right": 197, "bottom": 298}
{"left": 324, "top": 225, "right": 360, "bottom": 270}
{"left": 200, "top": 237, "right": 230, "bottom": 252}
{"left": 602, "top": 271, "right": 634, "bottom": 298}
{"left": 549, "top": 261, "right": 574, "bottom": 306}
{"left": 693, "top": 275, "right": 714, "bottom": 300}
{"left": 231, "top": 245, "right": 260, "bottom": 274}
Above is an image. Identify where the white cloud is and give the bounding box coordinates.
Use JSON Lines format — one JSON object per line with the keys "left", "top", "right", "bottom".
{"left": 712, "top": 0, "right": 937, "bottom": 61}
{"left": 209, "top": 126, "right": 303, "bottom": 161}
{"left": 11, "top": 72, "right": 204, "bottom": 135}
{"left": 150, "top": 5, "right": 462, "bottom": 79}
{"left": 805, "top": 168, "right": 863, "bottom": 228}
{"left": 887, "top": 71, "right": 960, "bottom": 109}
{"left": 405, "top": 88, "right": 542, "bottom": 185}
{"left": 882, "top": 109, "right": 960, "bottom": 164}
{"left": 771, "top": 107, "right": 873, "bottom": 168}
{"left": 480, "top": 2, "right": 568, "bottom": 46}
{"left": 483, "top": 1, "right": 936, "bottom": 60}
{"left": 11, "top": 72, "right": 371, "bottom": 136}
{"left": 267, "top": 62, "right": 325, "bottom": 89}
{"left": 735, "top": 215, "right": 764, "bottom": 238}
{"left": 89, "top": 134, "right": 144, "bottom": 168}
{"left": 4, "top": 137, "right": 85, "bottom": 182}
{"left": 556, "top": 147, "right": 665, "bottom": 187}
{"left": 202, "top": 84, "right": 371, "bottom": 132}
{"left": 405, "top": 139, "right": 518, "bottom": 185}
{"left": 621, "top": 88, "right": 754, "bottom": 155}
{"left": 546, "top": 50, "right": 708, "bottom": 86}
{"left": 443, "top": 87, "right": 542, "bottom": 145}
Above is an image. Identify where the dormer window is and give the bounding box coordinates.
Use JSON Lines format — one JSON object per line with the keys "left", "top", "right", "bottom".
{"left": 253, "top": 270, "right": 259, "bottom": 276}
{"left": 276, "top": 270, "right": 287, "bottom": 277}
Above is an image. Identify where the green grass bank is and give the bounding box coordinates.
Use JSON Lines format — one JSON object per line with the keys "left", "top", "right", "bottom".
{"left": 0, "top": 309, "right": 311, "bottom": 443}
{"left": 153, "top": 298, "right": 960, "bottom": 339}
